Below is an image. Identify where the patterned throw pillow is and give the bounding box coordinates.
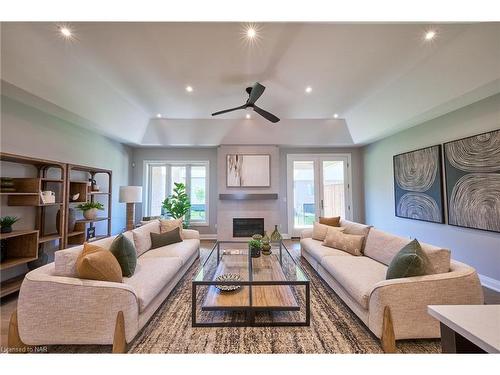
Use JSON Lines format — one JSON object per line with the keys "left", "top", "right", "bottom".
{"left": 110, "top": 234, "right": 137, "bottom": 277}
{"left": 312, "top": 222, "right": 344, "bottom": 241}
{"left": 160, "top": 218, "right": 184, "bottom": 238}
{"left": 150, "top": 227, "right": 183, "bottom": 249}
{"left": 386, "top": 239, "right": 434, "bottom": 280}
{"left": 76, "top": 243, "right": 122, "bottom": 283}
{"left": 322, "top": 228, "right": 365, "bottom": 256}
{"left": 319, "top": 216, "right": 341, "bottom": 227}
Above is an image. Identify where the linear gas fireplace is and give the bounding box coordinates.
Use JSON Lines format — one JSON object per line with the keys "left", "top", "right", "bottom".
{"left": 233, "top": 218, "right": 264, "bottom": 238}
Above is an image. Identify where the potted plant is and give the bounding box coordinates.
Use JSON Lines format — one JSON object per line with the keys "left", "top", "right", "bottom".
{"left": 76, "top": 202, "right": 104, "bottom": 220}
{"left": 0, "top": 216, "right": 20, "bottom": 233}
{"left": 249, "top": 239, "right": 262, "bottom": 258}
{"left": 162, "top": 182, "right": 191, "bottom": 228}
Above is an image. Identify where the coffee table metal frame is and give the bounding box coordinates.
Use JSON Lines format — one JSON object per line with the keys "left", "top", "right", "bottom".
{"left": 192, "top": 240, "right": 310, "bottom": 327}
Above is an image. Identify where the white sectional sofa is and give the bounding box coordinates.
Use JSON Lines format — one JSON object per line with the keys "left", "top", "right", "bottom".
{"left": 301, "top": 219, "right": 484, "bottom": 352}
{"left": 10, "top": 220, "right": 199, "bottom": 352}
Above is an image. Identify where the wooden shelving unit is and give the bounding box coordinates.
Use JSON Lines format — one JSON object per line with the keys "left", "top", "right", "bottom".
{"left": 0, "top": 153, "right": 66, "bottom": 297}
{"left": 65, "top": 164, "right": 112, "bottom": 248}
{"left": 0, "top": 152, "right": 114, "bottom": 296}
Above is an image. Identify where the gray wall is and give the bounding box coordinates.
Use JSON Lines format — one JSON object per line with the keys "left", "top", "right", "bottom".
{"left": 1, "top": 95, "right": 133, "bottom": 280}
{"left": 279, "top": 147, "right": 365, "bottom": 233}
{"left": 363, "top": 94, "right": 500, "bottom": 281}
{"left": 131, "top": 147, "right": 218, "bottom": 235}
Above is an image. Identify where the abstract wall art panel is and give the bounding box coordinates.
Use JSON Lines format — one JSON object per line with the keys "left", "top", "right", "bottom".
{"left": 393, "top": 145, "right": 444, "bottom": 223}
{"left": 226, "top": 154, "right": 271, "bottom": 187}
{"left": 444, "top": 129, "right": 500, "bottom": 233}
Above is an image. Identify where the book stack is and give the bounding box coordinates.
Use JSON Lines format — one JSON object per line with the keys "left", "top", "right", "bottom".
{"left": 0, "top": 177, "right": 16, "bottom": 193}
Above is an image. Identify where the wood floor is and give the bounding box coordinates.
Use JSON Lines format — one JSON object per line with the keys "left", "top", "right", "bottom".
{"left": 1, "top": 239, "right": 499, "bottom": 350}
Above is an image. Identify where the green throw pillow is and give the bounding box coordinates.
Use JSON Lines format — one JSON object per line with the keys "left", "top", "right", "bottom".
{"left": 110, "top": 234, "right": 137, "bottom": 277}
{"left": 386, "top": 239, "right": 433, "bottom": 280}
{"left": 150, "top": 227, "right": 183, "bottom": 249}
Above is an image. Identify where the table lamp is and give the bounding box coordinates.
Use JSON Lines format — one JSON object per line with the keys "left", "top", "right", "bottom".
{"left": 119, "top": 186, "right": 143, "bottom": 230}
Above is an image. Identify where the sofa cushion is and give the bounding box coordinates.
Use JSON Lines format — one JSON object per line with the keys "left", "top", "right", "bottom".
{"left": 151, "top": 228, "right": 183, "bottom": 249}
{"left": 386, "top": 239, "right": 434, "bottom": 279}
{"left": 300, "top": 237, "right": 351, "bottom": 264}
{"left": 123, "top": 256, "right": 183, "bottom": 311}
{"left": 76, "top": 243, "right": 122, "bottom": 283}
{"left": 364, "top": 228, "right": 451, "bottom": 273}
{"left": 160, "top": 218, "right": 184, "bottom": 238}
{"left": 141, "top": 238, "right": 199, "bottom": 265}
{"left": 339, "top": 219, "right": 372, "bottom": 251}
{"left": 54, "top": 235, "right": 118, "bottom": 277}
{"left": 323, "top": 228, "right": 364, "bottom": 256}
{"left": 110, "top": 234, "right": 137, "bottom": 277}
{"left": 319, "top": 216, "right": 340, "bottom": 227}
{"left": 320, "top": 256, "right": 387, "bottom": 309}
{"left": 312, "top": 222, "right": 344, "bottom": 241}
{"left": 132, "top": 220, "right": 161, "bottom": 256}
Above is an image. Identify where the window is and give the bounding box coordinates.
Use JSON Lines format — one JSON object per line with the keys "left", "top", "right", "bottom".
{"left": 145, "top": 161, "right": 209, "bottom": 225}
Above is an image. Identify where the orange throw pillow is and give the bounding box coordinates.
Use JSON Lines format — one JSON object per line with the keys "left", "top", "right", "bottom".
{"left": 76, "top": 243, "right": 122, "bottom": 283}
{"left": 319, "top": 216, "right": 341, "bottom": 227}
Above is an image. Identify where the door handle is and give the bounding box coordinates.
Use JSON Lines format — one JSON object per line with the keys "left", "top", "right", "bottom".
{"left": 321, "top": 199, "right": 324, "bottom": 209}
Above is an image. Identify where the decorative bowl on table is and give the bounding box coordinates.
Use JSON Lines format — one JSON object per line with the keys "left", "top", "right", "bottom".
{"left": 215, "top": 273, "right": 242, "bottom": 292}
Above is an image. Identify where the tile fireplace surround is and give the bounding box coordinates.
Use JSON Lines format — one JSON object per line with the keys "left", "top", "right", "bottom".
{"left": 217, "top": 145, "right": 281, "bottom": 240}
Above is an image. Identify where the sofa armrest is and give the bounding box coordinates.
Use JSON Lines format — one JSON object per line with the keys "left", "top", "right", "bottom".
{"left": 183, "top": 228, "right": 200, "bottom": 240}
{"left": 17, "top": 263, "right": 140, "bottom": 346}
{"left": 300, "top": 228, "right": 313, "bottom": 239}
{"left": 368, "top": 260, "right": 484, "bottom": 340}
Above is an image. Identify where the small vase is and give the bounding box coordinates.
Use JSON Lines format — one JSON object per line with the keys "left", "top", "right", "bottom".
{"left": 83, "top": 208, "right": 98, "bottom": 220}
{"left": 250, "top": 245, "right": 261, "bottom": 258}
{"left": 1, "top": 226, "right": 12, "bottom": 234}
{"left": 270, "top": 225, "right": 282, "bottom": 243}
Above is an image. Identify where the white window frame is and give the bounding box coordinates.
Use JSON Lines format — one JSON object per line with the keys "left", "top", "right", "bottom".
{"left": 143, "top": 160, "right": 210, "bottom": 226}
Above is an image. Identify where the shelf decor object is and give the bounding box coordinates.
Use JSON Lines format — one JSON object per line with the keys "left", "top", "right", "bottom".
{"left": 393, "top": 145, "right": 444, "bottom": 224}
{"left": 444, "top": 129, "right": 500, "bottom": 233}
{"left": 119, "top": 186, "right": 142, "bottom": 231}
{"left": 66, "top": 164, "right": 112, "bottom": 247}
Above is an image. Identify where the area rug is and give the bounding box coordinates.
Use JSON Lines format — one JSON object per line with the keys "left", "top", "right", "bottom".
{"left": 49, "top": 258, "right": 440, "bottom": 354}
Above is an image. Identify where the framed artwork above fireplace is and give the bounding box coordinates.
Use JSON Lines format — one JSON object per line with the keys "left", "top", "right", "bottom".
{"left": 226, "top": 154, "right": 271, "bottom": 187}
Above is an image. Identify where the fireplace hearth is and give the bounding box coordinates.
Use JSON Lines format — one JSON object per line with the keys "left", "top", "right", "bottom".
{"left": 233, "top": 218, "right": 264, "bottom": 237}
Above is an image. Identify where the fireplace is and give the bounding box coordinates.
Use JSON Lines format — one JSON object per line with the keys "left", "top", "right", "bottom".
{"left": 233, "top": 218, "right": 264, "bottom": 237}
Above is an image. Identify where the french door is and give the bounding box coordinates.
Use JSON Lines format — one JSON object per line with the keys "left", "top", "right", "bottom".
{"left": 287, "top": 154, "right": 352, "bottom": 237}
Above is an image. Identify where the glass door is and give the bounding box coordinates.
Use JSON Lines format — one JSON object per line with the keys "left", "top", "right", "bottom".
{"left": 287, "top": 154, "right": 352, "bottom": 237}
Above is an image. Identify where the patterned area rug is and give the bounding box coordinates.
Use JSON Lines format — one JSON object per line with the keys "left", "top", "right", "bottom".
{"left": 50, "top": 258, "right": 440, "bottom": 354}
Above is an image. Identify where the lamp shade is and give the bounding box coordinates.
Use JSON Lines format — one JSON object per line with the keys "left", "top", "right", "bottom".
{"left": 119, "top": 186, "right": 143, "bottom": 203}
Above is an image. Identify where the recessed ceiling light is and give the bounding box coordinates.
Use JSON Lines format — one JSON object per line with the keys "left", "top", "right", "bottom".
{"left": 424, "top": 30, "right": 436, "bottom": 41}
{"left": 186, "top": 86, "right": 193, "bottom": 93}
{"left": 156, "top": 113, "right": 162, "bottom": 118}
{"left": 245, "top": 113, "right": 251, "bottom": 119}
{"left": 247, "top": 27, "right": 257, "bottom": 39}
{"left": 333, "top": 113, "right": 339, "bottom": 119}
{"left": 59, "top": 26, "right": 72, "bottom": 39}
{"left": 305, "top": 86, "right": 312, "bottom": 94}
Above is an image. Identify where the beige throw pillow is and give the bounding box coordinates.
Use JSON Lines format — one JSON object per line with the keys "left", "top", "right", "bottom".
{"left": 132, "top": 220, "right": 161, "bottom": 257}
{"left": 312, "top": 222, "right": 344, "bottom": 241}
{"left": 160, "top": 218, "right": 184, "bottom": 238}
{"left": 323, "top": 228, "right": 365, "bottom": 256}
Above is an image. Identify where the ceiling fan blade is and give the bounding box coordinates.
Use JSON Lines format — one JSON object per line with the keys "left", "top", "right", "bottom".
{"left": 253, "top": 105, "right": 280, "bottom": 123}
{"left": 212, "top": 104, "right": 247, "bottom": 116}
{"left": 248, "top": 82, "right": 266, "bottom": 105}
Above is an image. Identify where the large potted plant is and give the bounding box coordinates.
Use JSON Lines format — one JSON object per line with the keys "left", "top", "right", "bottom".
{"left": 162, "top": 182, "right": 191, "bottom": 228}
{"left": 76, "top": 202, "right": 105, "bottom": 220}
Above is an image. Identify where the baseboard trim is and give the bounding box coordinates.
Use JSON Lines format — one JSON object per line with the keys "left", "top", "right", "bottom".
{"left": 479, "top": 274, "right": 500, "bottom": 292}
{"left": 199, "top": 234, "right": 217, "bottom": 240}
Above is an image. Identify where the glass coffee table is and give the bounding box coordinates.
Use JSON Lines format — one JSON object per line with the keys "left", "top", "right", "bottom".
{"left": 192, "top": 240, "right": 310, "bottom": 327}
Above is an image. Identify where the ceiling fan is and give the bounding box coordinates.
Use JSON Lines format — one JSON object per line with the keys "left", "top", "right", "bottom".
{"left": 211, "top": 82, "right": 280, "bottom": 123}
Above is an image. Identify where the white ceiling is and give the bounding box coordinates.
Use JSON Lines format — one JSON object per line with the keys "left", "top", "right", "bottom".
{"left": 1, "top": 22, "right": 499, "bottom": 146}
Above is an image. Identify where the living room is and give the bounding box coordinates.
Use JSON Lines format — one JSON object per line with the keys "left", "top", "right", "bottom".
{"left": 1, "top": 0, "right": 499, "bottom": 371}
